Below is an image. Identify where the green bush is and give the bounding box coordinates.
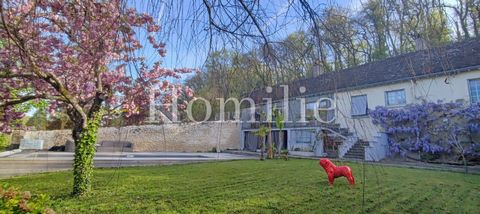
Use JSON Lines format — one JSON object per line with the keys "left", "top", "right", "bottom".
{"left": 0, "top": 185, "right": 55, "bottom": 214}
{"left": 210, "top": 147, "right": 217, "bottom": 153}
{"left": 0, "top": 133, "right": 11, "bottom": 151}
{"left": 420, "top": 152, "right": 441, "bottom": 162}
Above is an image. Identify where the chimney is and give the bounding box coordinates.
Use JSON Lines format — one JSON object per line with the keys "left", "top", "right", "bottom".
{"left": 312, "top": 61, "right": 323, "bottom": 77}
{"left": 414, "top": 35, "right": 429, "bottom": 51}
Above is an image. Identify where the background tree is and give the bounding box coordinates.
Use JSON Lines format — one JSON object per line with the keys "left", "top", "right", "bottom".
{"left": 184, "top": 0, "right": 474, "bottom": 103}
{"left": 186, "top": 49, "right": 265, "bottom": 120}
{"left": 0, "top": 132, "right": 10, "bottom": 151}
{"left": 26, "top": 109, "right": 47, "bottom": 131}
{"left": 47, "top": 111, "right": 73, "bottom": 130}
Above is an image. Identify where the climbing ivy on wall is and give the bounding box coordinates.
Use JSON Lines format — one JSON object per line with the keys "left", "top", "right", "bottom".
{"left": 72, "top": 109, "right": 105, "bottom": 196}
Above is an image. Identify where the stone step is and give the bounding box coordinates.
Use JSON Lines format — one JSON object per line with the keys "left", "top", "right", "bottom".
{"left": 349, "top": 145, "right": 364, "bottom": 149}
{"left": 348, "top": 147, "right": 365, "bottom": 150}
{"left": 345, "top": 152, "right": 364, "bottom": 156}
{"left": 343, "top": 140, "right": 369, "bottom": 160}
{"left": 347, "top": 152, "right": 364, "bottom": 155}
{"left": 344, "top": 154, "right": 364, "bottom": 157}
{"left": 344, "top": 156, "right": 364, "bottom": 159}
{"left": 345, "top": 154, "right": 363, "bottom": 157}
{"left": 97, "top": 146, "right": 133, "bottom": 153}
{"left": 344, "top": 153, "right": 364, "bottom": 157}
{"left": 96, "top": 141, "right": 134, "bottom": 152}
{"left": 342, "top": 157, "right": 364, "bottom": 161}
{"left": 350, "top": 145, "right": 368, "bottom": 149}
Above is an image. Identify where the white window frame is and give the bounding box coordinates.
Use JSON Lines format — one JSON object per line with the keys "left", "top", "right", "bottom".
{"left": 385, "top": 89, "right": 406, "bottom": 107}
{"left": 469, "top": 78, "right": 480, "bottom": 104}
{"left": 305, "top": 102, "right": 317, "bottom": 120}
{"left": 351, "top": 94, "right": 368, "bottom": 116}
{"left": 318, "top": 98, "right": 335, "bottom": 122}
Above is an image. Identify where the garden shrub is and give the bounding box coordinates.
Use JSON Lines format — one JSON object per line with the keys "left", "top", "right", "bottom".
{"left": 210, "top": 147, "right": 217, "bottom": 153}
{"left": 420, "top": 152, "right": 441, "bottom": 161}
{"left": 0, "top": 133, "right": 11, "bottom": 151}
{"left": 0, "top": 185, "right": 55, "bottom": 214}
{"left": 281, "top": 149, "right": 289, "bottom": 160}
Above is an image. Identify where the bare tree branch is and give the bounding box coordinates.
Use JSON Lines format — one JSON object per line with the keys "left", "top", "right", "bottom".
{"left": 0, "top": 94, "right": 66, "bottom": 108}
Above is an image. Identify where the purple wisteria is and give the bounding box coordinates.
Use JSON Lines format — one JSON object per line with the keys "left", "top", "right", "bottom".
{"left": 370, "top": 101, "right": 480, "bottom": 162}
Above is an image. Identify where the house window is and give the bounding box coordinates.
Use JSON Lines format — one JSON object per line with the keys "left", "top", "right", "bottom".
{"left": 305, "top": 102, "right": 317, "bottom": 120}
{"left": 469, "top": 79, "right": 480, "bottom": 103}
{"left": 385, "top": 89, "right": 406, "bottom": 106}
{"left": 318, "top": 99, "right": 329, "bottom": 121}
{"left": 296, "top": 131, "right": 313, "bottom": 144}
{"left": 293, "top": 131, "right": 314, "bottom": 152}
{"left": 319, "top": 98, "right": 335, "bottom": 122}
{"left": 273, "top": 102, "right": 285, "bottom": 115}
{"left": 351, "top": 95, "right": 368, "bottom": 116}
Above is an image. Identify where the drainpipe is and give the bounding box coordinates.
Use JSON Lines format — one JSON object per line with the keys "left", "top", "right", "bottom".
{"left": 411, "top": 80, "right": 421, "bottom": 101}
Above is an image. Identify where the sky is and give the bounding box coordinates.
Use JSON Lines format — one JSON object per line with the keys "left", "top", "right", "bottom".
{"left": 135, "top": 0, "right": 458, "bottom": 72}
{"left": 132, "top": 0, "right": 359, "bottom": 72}
{"left": 26, "top": 0, "right": 460, "bottom": 116}
{"left": 123, "top": 0, "right": 462, "bottom": 87}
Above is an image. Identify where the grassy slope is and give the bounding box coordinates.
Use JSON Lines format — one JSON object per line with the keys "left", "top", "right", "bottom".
{"left": 1, "top": 159, "right": 479, "bottom": 213}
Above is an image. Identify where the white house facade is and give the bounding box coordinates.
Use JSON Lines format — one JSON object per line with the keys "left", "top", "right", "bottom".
{"left": 240, "top": 39, "right": 480, "bottom": 161}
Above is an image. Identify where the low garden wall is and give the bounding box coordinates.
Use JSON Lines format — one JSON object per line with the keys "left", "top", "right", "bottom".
{"left": 11, "top": 122, "right": 241, "bottom": 152}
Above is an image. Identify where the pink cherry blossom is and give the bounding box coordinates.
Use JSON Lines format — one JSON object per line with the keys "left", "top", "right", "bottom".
{"left": 0, "top": 0, "right": 194, "bottom": 132}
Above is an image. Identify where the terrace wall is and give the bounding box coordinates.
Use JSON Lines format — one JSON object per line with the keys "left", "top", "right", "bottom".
{"left": 11, "top": 122, "right": 241, "bottom": 152}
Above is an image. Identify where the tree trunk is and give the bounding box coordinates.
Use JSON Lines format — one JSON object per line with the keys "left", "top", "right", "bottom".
{"left": 260, "top": 137, "right": 265, "bottom": 161}
{"left": 461, "top": 153, "right": 468, "bottom": 175}
{"left": 267, "top": 130, "right": 273, "bottom": 159}
{"left": 277, "top": 131, "right": 284, "bottom": 157}
{"left": 71, "top": 110, "right": 104, "bottom": 196}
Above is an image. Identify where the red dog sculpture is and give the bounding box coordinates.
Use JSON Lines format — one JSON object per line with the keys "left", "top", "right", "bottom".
{"left": 319, "top": 158, "right": 355, "bottom": 186}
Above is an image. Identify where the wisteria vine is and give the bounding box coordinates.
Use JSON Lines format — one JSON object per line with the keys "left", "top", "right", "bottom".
{"left": 370, "top": 101, "right": 480, "bottom": 162}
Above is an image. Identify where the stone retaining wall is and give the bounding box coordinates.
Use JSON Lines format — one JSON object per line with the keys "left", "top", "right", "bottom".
{"left": 11, "top": 122, "right": 241, "bottom": 152}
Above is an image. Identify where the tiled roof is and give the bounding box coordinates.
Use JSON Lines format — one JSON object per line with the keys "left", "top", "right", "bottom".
{"left": 248, "top": 38, "right": 480, "bottom": 103}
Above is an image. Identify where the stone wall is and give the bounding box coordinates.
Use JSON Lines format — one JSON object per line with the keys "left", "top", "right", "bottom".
{"left": 11, "top": 122, "right": 241, "bottom": 152}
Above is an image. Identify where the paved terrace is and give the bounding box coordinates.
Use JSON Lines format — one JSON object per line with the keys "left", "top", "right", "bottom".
{"left": 0, "top": 151, "right": 254, "bottom": 178}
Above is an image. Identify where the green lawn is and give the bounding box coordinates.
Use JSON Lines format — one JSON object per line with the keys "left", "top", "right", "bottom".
{"left": 1, "top": 159, "right": 479, "bottom": 213}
